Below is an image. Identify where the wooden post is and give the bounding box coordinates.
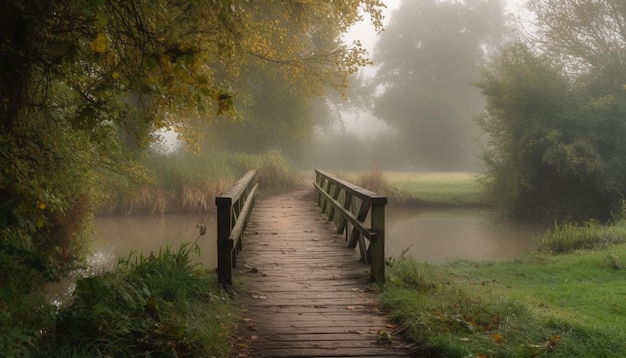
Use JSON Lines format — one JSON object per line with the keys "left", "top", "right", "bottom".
{"left": 216, "top": 197, "right": 233, "bottom": 287}
{"left": 216, "top": 170, "right": 258, "bottom": 288}
{"left": 369, "top": 197, "right": 386, "bottom": 283}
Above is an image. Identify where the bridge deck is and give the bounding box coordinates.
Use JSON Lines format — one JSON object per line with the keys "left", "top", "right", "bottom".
{"left": 231, "top": 184, "right": 414, "bottom": 357}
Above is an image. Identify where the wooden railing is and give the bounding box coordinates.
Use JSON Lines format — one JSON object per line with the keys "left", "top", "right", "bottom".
{"left": 216, "top": 170, "right": 258, "bottom": 287}
{"left": 313, "top": 169, "right": 388, "bottom": 282}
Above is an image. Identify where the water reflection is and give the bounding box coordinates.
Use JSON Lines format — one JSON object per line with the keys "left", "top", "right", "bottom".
{"left": 386, "top": 207, "right": 547, "bottom": 262}
{"left": 46, "top": 214, "right": 217, "bottom": 306}
{"left": 94, "top": 213, "right": 217, "bottom": 271}
{"left": 48, "top": 207, "right": 544, "bottom": 305}
{"left": 91, "top": 209, "right": 546, "bottom": 267}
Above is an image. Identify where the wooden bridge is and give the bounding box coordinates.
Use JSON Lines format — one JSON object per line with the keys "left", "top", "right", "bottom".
{"left": 216, "top": 170, "right": 415, "bottom": 357}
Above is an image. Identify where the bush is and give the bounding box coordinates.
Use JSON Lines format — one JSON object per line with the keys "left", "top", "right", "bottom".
{"left": 477, "top": 44, "right": 626, "bottom": 222}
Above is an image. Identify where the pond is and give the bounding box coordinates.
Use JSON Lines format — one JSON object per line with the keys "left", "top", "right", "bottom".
{"left": 92, "top": 213, "right": 217, "bottom": 271}
{"left": 90, "top": 207, "right": 546, "bottom": 270}
{"left": 46, "top": 214, "right": 216, "bottom": 306}
{"left": 47, "top": 207, "right": 546, "bottom": 305}
{"left": 385, "top": 207, "right": 547, "bottom": 262}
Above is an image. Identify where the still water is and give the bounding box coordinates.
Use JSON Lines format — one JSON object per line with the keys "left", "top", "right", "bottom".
{"left": 90, "top": 208, "right": 546, "bottom": 270}
{"left": 46, "top": 214, "right": 216, "bottom": 306}
{"left": 92, "top": 213, "right": 217, "bottom": 271}
{"left": 48, "top": 208, "right": 546, "bottom": 305}
{"left": 385, "top": 207, "right": 547, "bottom": 262}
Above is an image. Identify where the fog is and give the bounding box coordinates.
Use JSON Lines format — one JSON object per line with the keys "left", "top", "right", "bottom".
{"left": 310, "top": 0, "right": 526, "bottom": 172}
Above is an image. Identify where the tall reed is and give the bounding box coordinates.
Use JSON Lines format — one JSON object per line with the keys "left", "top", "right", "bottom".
{"left": 100, "top": 149, "right": 301, "bottom": 214}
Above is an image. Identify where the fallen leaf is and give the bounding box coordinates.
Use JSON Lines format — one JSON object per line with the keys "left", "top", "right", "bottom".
{"left": 492, "top": 333, "right": 504, "bottom": 344}
{"left": 376, "top": 329, "right": 393, "bottom": 344}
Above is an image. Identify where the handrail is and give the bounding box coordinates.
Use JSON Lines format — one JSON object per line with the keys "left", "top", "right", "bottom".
{"left": 313, "top": 169, "right": 387, "bottom": 282}
{"left": 216, "top": 170, "right": 258, "bottom": 287}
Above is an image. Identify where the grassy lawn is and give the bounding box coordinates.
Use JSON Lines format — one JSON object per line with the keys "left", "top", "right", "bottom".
{"left": 383, "top": 243, "right": 626, "bottom": 357}
{"left": 336, "top": 170, "right": 489, "bottom": 207}
{"left": 363, "top": 171, "right": 626, "bottom": 356}
{"left": 384, "top": 171, "right": 487, "bottom": 207}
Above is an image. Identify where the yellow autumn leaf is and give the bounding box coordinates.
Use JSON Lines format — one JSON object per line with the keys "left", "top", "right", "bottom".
{"left": 492, "top": 333, "right": 504, "bottom": 344}
{"left": 89, "top": 33, "right": 108, "bottom": 53}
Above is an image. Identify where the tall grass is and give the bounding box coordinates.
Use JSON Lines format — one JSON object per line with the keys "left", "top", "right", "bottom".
{"left": 101, "top": 149, "right": 301, "bottom": 214}
{"left": 43, "top": 243, "right": 235, "bottom": 357}
{"left": 539, "top": 220, "right": 626, "bottom": 254}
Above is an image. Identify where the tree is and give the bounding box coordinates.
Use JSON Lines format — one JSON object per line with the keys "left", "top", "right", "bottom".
{"left": 528, "top": 0, "right": 626, "bottom": 71}
{"left": 0, "top": 0, "right": 384, "bottom": 352}
{"left": 368, "top": 0, "right": 509, "bottom": 170}
{"left": 477, "top": 0, "right": 626, "bottom": 221}
{"left": 478, "top": 45, "right": 608, "bottom": 220}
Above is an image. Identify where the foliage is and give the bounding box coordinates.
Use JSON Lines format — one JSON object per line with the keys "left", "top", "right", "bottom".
{"left": 528, "top": 0, "right": 626, "bottom": 72}
{"left": 477, "top": 42, "right": 626, "bottom": 221}
{"left": 383, "top": 248, "right": 626, "bottom": 357}
{"left": 367, "top": 0, "right": 509, "bottom": 170}
{"left": 539, "top": 218, "right": 626, "bottom": 254}
{"left": 45, "top": 243, "right": 235, "bottom": 357}
{"left": 477, "top": 1, "right": 626, "bottom": 221}
{"left": 0, "top": 252, "right": 57, "bottom": 357}
{"left": 206, "top": 54, "right": 317, "bottom": 161}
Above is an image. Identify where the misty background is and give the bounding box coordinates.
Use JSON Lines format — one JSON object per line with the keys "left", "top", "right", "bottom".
{"left": 309, "top": 0, "right": 524, "bottom": 171}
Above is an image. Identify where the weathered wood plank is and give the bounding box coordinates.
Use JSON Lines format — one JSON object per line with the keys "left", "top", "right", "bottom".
{"left": 232, "top": 184, "right": 414, "bottom": 357}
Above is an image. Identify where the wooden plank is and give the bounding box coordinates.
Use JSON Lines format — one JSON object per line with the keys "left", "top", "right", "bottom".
{"left": 232, "top": 184, "right": 414, "bottom": 357}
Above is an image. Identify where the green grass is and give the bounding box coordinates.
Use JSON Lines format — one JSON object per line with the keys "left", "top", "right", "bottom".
{"left": 539, "top": 220, "right": 626, "bottom": 254}
{"left": 337, "top": 171, "right": 489, "bottom": 207}
{"left": 41, "top": 243, "right": 236, "bottom": 357}
{"left": 383, "top": 243, "right": 626, "bottom": 357}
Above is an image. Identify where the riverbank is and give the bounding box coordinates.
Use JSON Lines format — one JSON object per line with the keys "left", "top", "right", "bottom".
{"left": 360, "top": 170, "right": 626, "bottom": 355}
{"left": 382, "top": 221, "right": 626, "bottom": 357}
